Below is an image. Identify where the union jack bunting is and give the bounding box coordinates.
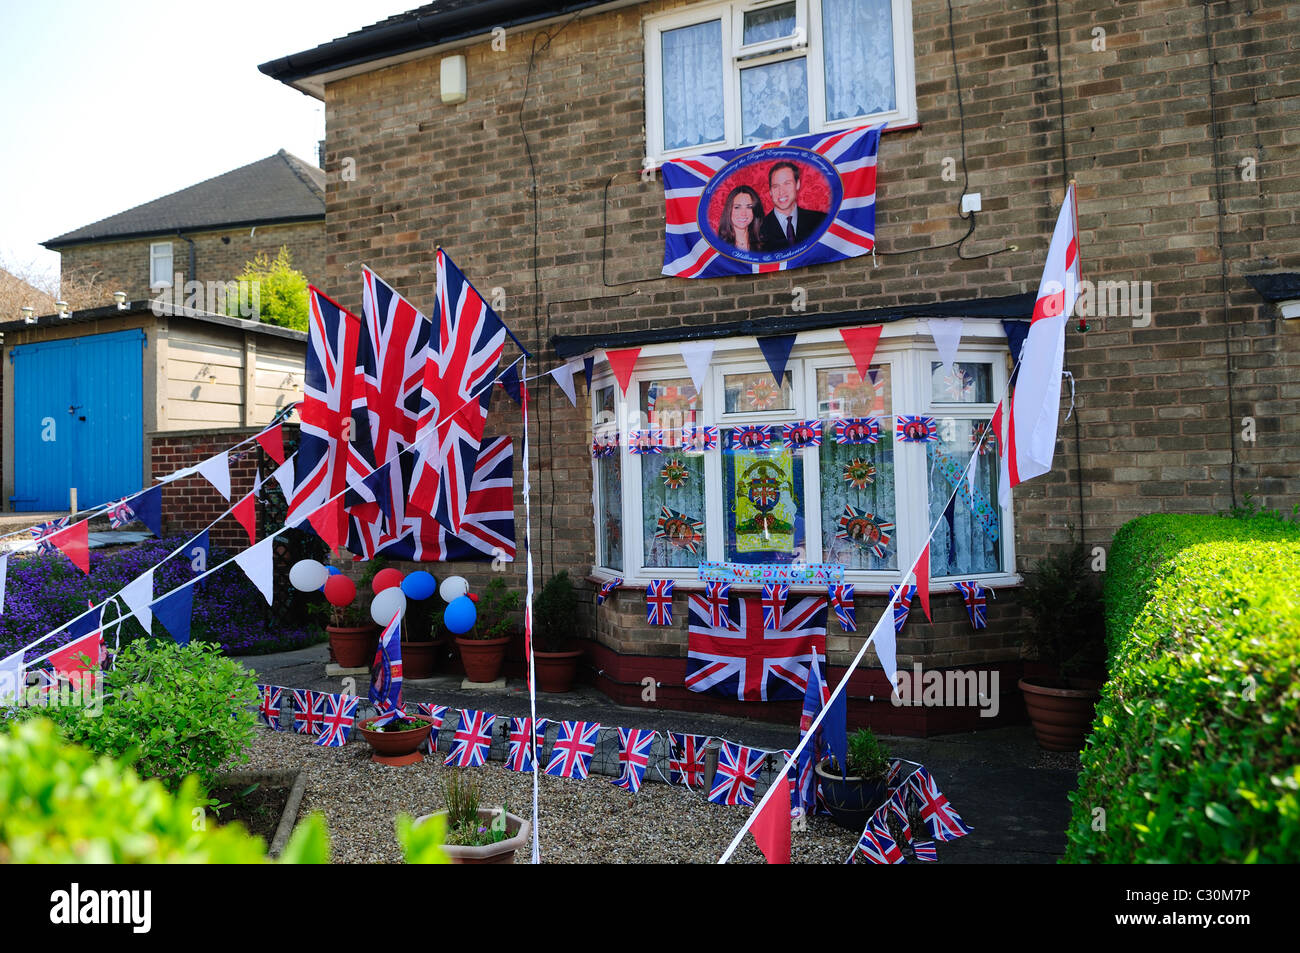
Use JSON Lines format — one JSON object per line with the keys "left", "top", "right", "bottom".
{"left": 912, "top": 839, "right": 938, "bottom": 861}
{"left": 779, "top": 748, "right": 801, "bottom": 816}
{"left": 444, "top": 709, "right": 496, "bottom": 768}
{"left": 591, "top": 432, "right": 619, "bottom": 457}
{"left": 417, "top": 702, "right": 449, "bottom": 754}
{"left": 661, "top": 124, "right": 885, "bottom": 278}
{"left": 314, "top": 693, "right": 360, "bottom": 747}
{"left": 668, "top": 733, "right": 709, "bottom": 788}
{"left": 646, "top": 579, "right": 675, "bottom": 626}
{"left": 708, "top": 742, "right": 765, "bottom": 806}
{"left": 795, "top": 654, "right": 832, "bottom": 816}
{"left": 953, "top": 581, "right": 988, "bottom": 629}
{"left": 31, "top": 517, "right": 70, "bottom": 555}
{"left": 855, "top": 818, "right": 907, "bottom": 864}
{"left": 909, "top": 767, "right": 973, "bottom": 841}
{"left": 107, "top": 498, "right": 136, "bottom": 529}
{"left": 368, "top": 614, "right": 404, "bottom": 726}
{"left": 833, "top": 417, "right": 880, "bottom": 445}
{"left": 686, "top": 595, "right": 828, "bottom": 701}
{"left": 544, "top": 720, "right": 600, "bottom": 780}
{"left": 290, "top": 689, "right": 325, "bottom": 735}
{"left": 730, "top": 425, "right": 771, "bottom": 451}
{"left": 407, "top": 249, "right": 508, "bottom": 536}
{"left": 703, "top": 581, "right": 732, "bottom": 629}
{"left": 829, "top": 583, "right": 856, "bottom": 632}
{"left": 628, "top": 430, "right": 665, "bottom": 454}
{"left": 257, "top": 684, "right": 283, "bottom": 730}
{"left": 760, "top": 583, "right": 788, "bottom": 630}
{"left": 895, "top": 415, "right": 940, "bottom": 443}
{"left": 611, "top": 728, "right": 657, "bottom": 794}
{"left": 887, "top": 787, "right": 911, "bottom": 843}
{"left": 596, "top": 578, "right": 622, "bottom": 605}
{"left": 889, "top": 584, "right": 916, "bottom": 634}
{"left": 506, "top": 716, "right": 550, "bottom": 772}
{"left": 781, "top": 420, "right": 823, "bottom": 450}
{"left": 681, "top": 425, "right": 718, "bottom": 452}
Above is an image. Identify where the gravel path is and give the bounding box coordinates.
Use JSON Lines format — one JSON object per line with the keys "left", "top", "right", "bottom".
{"left": 238, "top": 729, "right": 862, "bottom": 864}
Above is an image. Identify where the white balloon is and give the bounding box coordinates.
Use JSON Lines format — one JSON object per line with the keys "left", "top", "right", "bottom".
{"left": 290, "top": 559, "right": 329, "bottom": 593}
{"left": 370, "top": 587, "right": 408, "bottom": 626}
{"left": 439, "top": 575, "right": 469, "bottom": 602}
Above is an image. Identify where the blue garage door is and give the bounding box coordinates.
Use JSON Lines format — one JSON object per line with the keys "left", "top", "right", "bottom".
{"left": 10, "top": 329, "right": 145, "bottom": 512}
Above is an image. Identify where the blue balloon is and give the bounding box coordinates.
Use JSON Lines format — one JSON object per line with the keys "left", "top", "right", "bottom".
{"left": 443, "top": 596, "right": 477, "bottom": 635}
{"left": 401, "top": 570, "right": 437, "bottom": 601}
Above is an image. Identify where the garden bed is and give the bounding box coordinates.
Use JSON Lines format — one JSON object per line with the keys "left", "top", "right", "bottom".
{"left": 211, "top": 768, "right": 308, "bottom": 857}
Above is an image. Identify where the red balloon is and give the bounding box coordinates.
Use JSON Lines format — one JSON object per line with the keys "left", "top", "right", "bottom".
{"left": 324, "top": 574, "right": 357, "bottom": 607}
{"left": 372, "top": 568, "right": 405, "bottom": 594}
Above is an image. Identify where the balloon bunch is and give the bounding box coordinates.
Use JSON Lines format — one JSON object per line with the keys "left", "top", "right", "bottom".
{"left": 288, "top": 559, "right": 479, "bottom": 632}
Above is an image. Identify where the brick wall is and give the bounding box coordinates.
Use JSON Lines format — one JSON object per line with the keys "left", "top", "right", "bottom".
{"left": 149, "top": 428, "right": 264, "bottom": 551}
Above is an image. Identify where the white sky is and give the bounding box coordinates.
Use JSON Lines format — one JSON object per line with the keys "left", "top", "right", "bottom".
{"left": 0, "top": 0, "right": 413, "bottom": 284}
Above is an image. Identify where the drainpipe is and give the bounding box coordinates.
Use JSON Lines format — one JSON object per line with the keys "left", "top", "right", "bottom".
{"left": 177, "top": 232, "right": 196, "bottom": 294}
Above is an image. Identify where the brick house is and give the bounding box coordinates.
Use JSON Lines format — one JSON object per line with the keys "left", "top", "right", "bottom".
{"left": 261, "top": 0, "right": 1300, "bottom": 733}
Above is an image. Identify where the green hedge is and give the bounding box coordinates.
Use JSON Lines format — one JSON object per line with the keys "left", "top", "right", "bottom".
{"left": 1066, "top": 512, "right": 1300, "bottom": 863}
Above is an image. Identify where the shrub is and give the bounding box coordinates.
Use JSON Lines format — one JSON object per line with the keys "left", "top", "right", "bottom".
{"left": 226, "top": 246, "right": 309, "bottom": 331}
{"left": 473, "top": 577, "right": 520, "bottom": 640}
{"left": 1066, "top": 513, "right": 1300, "bottom": 863}
{"left": 0, "top": 718, "right": 329, "bottom": 863}
{"left": 534, "top": 571, "right": 578, "bottom": 652}
{"left": 1019, "top": 540, "right": 1105, "bottom": 677}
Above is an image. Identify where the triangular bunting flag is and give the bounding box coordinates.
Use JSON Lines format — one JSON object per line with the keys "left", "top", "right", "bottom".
{"left": 196, "top": 451, "right": 232, "bottom": 501}
{"left": 0, "top": 650, "right": 22, "bottom": 705}
{"left": 50, "top": 611, "right": 102, "bottom": 688}
{"left": 119, "top": 570, "right": 154, "bottom": 635}
{"left": 582, "top": 356, "right": 594, "bottom": 390}
{"left": 927, "top": 318, "right": 964, "bottom": 377}
{"left": 271, "top": 458, "right": 295, "bottom": 506}
{"left": 234, "top": 537, "right": 276, "bottom": 606}
{"left": 757, "top": 334, "right": 796, "bottom": 388}
{"left": 154, "top": 584, "right": 195, "bottom": 646}
{"left": 549, "top": 363, "right": 577, "bottom": 407}
{"left": 915, "top": 543, "right": 932, "bottom": 622}
{"left": 606, "top": 348, "right": 641, "bottom": 396}
{"left": 0, "top": 554, "right": 7, "bottom": 615}
{"left": 872, "top": 606, "right": 899, "bottom": 694}
{"left": 308, "top": 497, "right": 347, "bottom": 554}
{"left": 499, "top": 363, "right": 522, "bottom": 406}
{"left": 185, "top": 530, "right": 210, "bottom": 575}
{"left": 256, "top": 424, "right": 286, "bottom": 465}
{"left": 751, "top": 768, "right": 792, "bottom": 864}
{"left": 231, "top": 492, "right": 257, "bottom": 546}
{"left": 679, "top": 340, "right": 716, "bottom": 395}
{"left": 839, "top": 326, "right": 883, "bottom": 380}
{"left": 50, "top": 521, "right": 90, "bottom": 575}
{"left": 1001, "top": 319, "right": 1031, "bottom": 388}
{"left": 133, "top": 485, "right": 163, "bottom": 537}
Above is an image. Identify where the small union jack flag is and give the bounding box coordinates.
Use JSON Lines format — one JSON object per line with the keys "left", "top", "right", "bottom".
{"left": 703, "top": 581, "right": 732, "bottom": 629}
{"left": 257, "top": 684, "right": 282, "bottom": 731}
{"left": 682, "top": 425, "right": 718, "bottom": 452}
{"left": 909, "top": 767, "right": 973, "bottom": 841}
{"left": 781, "top": 420, "right": 822, "bottom": 450}
{"left": 591, "top": 432, "right": 619, "bottom": 457}
{"left": 887, "top": 787, "right": 911, "bottom": 842}
{"left": 444, "top": 709, "right": 496, "bottom": 767}
{"left": 646, "top": 579, "right": 675, "bottom": 626}
{"left": 611, "top": 728, "right": 657, "bottom": 794}
{"left": 314, "top": 693, "right": 359, "bottom": 747}
{"left": 970, "top": 421, "right": 997, "bottom": 455}
{"left": 416, "top": 702, "right": 448, "bottom": 754}
{"left": 505, "top": 716, "right": 550, "bottom": 772}
{"left": 628, "top": 430, "right": 665, "bottom": 454}
{"left": 912, "top": 839, "right": 938, "bottom": 861}
{"left": 829, "top": 583, "right": 856, "bottom": 632}
{"left": 545, "top": 720, "right": 600, "bottom": 780}
{"left": 889, "top": 584, "right": 915, "bottom": 634}
{"left": 833, "top": 417, "right": 880, "bottom": 445}
{"left": 856, "top": 817, "right": 907, "bottom": 864}
{"left": 107, "top": 498, "right": 136, "bottom": 529}
{"left": 31, "top": 517, "right": 70, "bottom": 555}
{"left": 953, "top": 581, "right": 988, "bottom": 629}
{"left": 668, "top": 732, "right": 709, "bottom": 788}
{"left": 730, "top": 425, "right": 771, "bottom": 451}
{"left": 290, "top": 689, "right": 325, "bottom": 735}
{"left": 708, "top": 742, "right": 765, "bottom": 806}
{"left": 895, "top": 415, "right": 939, "bottom": 443}
{"left": 596, "top": 578, "right": 622, "bottom": 605}
{"left": 760, "top": 583, "right": 788, "bottom": 630}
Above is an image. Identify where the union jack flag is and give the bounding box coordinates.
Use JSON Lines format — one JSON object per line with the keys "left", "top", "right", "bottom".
{"left": 611, "top": 728, "right": 657, "bottom": 794}
{"left": 314, "top": 693, "right": 359, "bottom": 747}
{"left": 856, "top": 817, "right": 907, "bottom": 864}
{"left": 682, "top": 425, "right": 718, "bottom": 452}
{"left": 730, "top": 425, "right": 771, "bottom": 451}
{"left": 953, "top": 581, "right": 988, "bottom": 629}
{"left": 291, "top": 689, "right": 325, "bottom": 735}
{"left": 835, "top": 505, "right": 893, "bottom": 559}
{"left": 408, "top": 250, "right": 508, "bottom": 536}
{"left": 505, "top": 716, "right": 550, "bottom": 772}
{"left": 971, "top": 421, "right": 997, "bottom": 455}
{"left": 889, "top": 584, "right": 915, "bottom": 634}
{"left": 686, "top": 595, "right": 827, "bottom": 701}
{"left": 628, "top": 430, "right": 665, "bottom": 454}
{"left": 795, "top": 653, "right": 832, "bottom": 816}
{"left": 668, "top": 732, "right": 709, "bottom": 788}
{"left": 887, "top": 787, "right": 911, "bottom": 842}
{"left": 106, "top": 498, "right": 136, "bottom": 529}
{"left": 833, "top": 417, "right": 880, "bottom": 445}
{"left": 417, "top": 702, "right": 448, "bottom": 754}
{"left": 703, "top": 581, "right": 732, "bottom": 628}
{"left": 661, "top": 124, "right": 885, "bottom": 278}
{"left": 596, "top": 578, "right": 622, "bottom": 605}
{"left": 591, "top": 432, "right": 619, "bottom": 457}
{"left": 544, "top": 720, "right": 600, "bottom": 780}
{"left": 782, "top": 420, "right": 822, "bottom": 450}
{"left": 368, "top": 614, "right": 404, "bottom": 725}
{"left": 909, "top": 767, "right": 973, "bottom": 841}
{"left": 895, "top": 415, "right": 939, "bottom": 443}
{"left": 708, "top": 743, "right": 765, "bottom": 806}
{"left": 444, "top": 709, "right": 496, "bottom": 767}
{"left": 829, "top": 583, "right": 856, "bottom": 631}
{"left": 257, "top": 684, "right": 282, "bottom": 730}
{"left": 654, "top": 507, "right": 703, "bottom": 554}
{"left": 912, "top": 839, "right": 938, "bottom": 861}
{"left": 646, "top": 579, "right": 675, "bottom": 626}
{"left": 760, "top": 583, "right": 788, "bottom": 630}
{"left": 31, "top": 517, "right": 70, "bottom": 555}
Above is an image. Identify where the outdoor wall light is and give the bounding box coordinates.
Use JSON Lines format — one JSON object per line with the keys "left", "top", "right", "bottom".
{"left": 440, "top": 54, "right": 467, "bottom": 104}
{"left": 113, "top": 291, "right": 128, "bottom": 310}
{"left": 56, "top": 300, "right": 71, "bottom": 318}
{"left": 21, "top": 306, "right": 35, "bottom": 324}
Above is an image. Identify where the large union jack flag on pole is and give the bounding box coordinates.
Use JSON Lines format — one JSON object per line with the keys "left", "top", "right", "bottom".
{"left": 686, "top": 595, "right": 827, "bottom": 701}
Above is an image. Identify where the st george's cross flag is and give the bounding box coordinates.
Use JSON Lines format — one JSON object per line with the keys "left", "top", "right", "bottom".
{"left": 662, "top": 124, "right": 885, "bottom": 278}
{"left": 611, "top": 728, "right": 658, "bottom": 794}
{"left": 998, "top": 183, "right": 1080, "bottom": 510}
{"left": 686, "top": 594, "right": 828, "bottom": 702}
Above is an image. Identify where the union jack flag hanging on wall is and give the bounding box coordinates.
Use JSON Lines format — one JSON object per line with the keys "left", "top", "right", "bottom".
{"left": 686, "top": 595, "right": 827, "bottom": 701}
{"left": 596, "top": 578, "right": 622, "bottom": 605}
{"left": 611, "top": 728, "right": 657, "bottom": 794}
{"left": 545, "top": 720, "right": 600, "bottom": 780}
{"left": 257, "top": 684, "right": 282, "bottom": 731}
{"left": 646, "top": 579, "right": 675, "bottom": 625}
{"left": 895, "top": 415, "right": 939, "bottom": 443}
{"left": 833, "top": 417, "right": 881, "bottom": 445}
{"left": 708, "top": 742, "right": 766, "bottom": 806}
{"left": 668, "top": 732, "right": 709, "bottom": 788}
{"left": 829, "top": 583, "right": 856, "bottom": 631}
{"left": 314, "top": 693, "right": 359, "bottom": 747}
{"left": 506, "top": 716, "right": 550, "bottom": 772}
{"left": 444, "top": 709, "right": 496, "bottom": 768}
{"left": 953, "top": 581, "right": 988, "bottom": 629}
{"left": 291, "top": 689, "right": 325, "bottom": 735}
{"left": 889, "top": 584, "right": 916, "bottom": 634}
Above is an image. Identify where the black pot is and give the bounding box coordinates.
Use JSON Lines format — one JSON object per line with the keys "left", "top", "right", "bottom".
{"left": 814, "top": 759, "right": 889, "bottom": 832}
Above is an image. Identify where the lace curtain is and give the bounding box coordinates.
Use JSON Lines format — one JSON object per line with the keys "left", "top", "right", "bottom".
{"left": 662, "top": 20, "right": 725, "bottom": 150}
{"left": 822, "top": 0, "right": 896, "bottom": 120}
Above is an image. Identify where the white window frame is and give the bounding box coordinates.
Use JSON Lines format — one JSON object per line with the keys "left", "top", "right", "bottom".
{"left": 643, "top": 0, "right": 918, "bottom": 165}
{"left": 590, "top": 320, "right": 1019, "bottom": 591}
{"left": 150, "top": 241, "right": 174, "bottom": 289}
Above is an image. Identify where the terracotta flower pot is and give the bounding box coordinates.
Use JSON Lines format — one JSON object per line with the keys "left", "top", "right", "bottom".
{"left": 1018, "top": 677, "right": 1103, "bottom": 752}
{"left": 357, "top": 714, "right": 434, "bottom": 766}
{"left": 328, "top": 625, "right": 379, "bottom": 668}
{"left": 455, "top": 636, "right": 510, "bottom": 683}
{"left": 401, "top": 638, "right": 446, "bottom": 679}
{"left": 815, "top": 759, "right": 889, "bottom": 832}
{"left": 533, "top": 649, "right": 583, "bottom": 693}
{"left": 416, "top": 808, "right": 531, "bottom": 864}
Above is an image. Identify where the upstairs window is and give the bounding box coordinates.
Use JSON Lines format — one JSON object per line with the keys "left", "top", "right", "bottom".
{"left": 150, "top": 242, "right": 173, "bottom": 289}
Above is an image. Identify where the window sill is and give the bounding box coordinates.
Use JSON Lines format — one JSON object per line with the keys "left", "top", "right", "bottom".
{"left": 588, "top": 570, "right": 1023, "bottom": 596}
{"left": 639, "top": 120, "right": 922, "bottom": 174}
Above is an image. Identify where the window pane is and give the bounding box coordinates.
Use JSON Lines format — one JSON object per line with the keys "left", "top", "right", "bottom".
{"left": 816, "top": 365, "right": 891, "bottom": 419}
{"left": 150, "top": 244, "right": 173, "bottom": 287}
{"left": 820, "top": 432, "right": 897, "bottom": 571}
{"left": 724, "top": 370, "right": 794, "bottom": 414}
{"left": 662, "top": 20, "right": 725, "bottom": 150}
{"left": 638, "top": 378, "right": 705, "bottom": 569}
{"left": 722, "top": 431, "right": 806, "bottom": 563}
{"left": 593, "top": 385, "right": 622, "bottom": 571}
{"left": 822, "top": 0, "right": 896, "bottom": 120}
{"left": 931, "top": 361, "right": 993, "bottom": 403}
{"left": 640, "top": 378, "right": 700, "bottom": 433}
{"left": 741, "top": 58, "right": 809, "bottom": 142}
{"left": 743, "top": 2, "right": 797, "bottom": 44}
{"left": 926, "top": 419, "right": 1004, "bottom": 576}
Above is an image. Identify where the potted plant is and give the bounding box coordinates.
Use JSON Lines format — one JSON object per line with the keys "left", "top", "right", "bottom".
{"left": 532, "top": 570, "right": 583, "bottom": 693}
{"left": 1016, "top": 540, "right": 1108, "bottom": 751}
{"left": 414, "top": 770, "right": 530, "bottom": 864}
{"left": 356, "top": 712, "right": 435, "bottom": 766}
{"left": 455, "top": 577, "right": 519, "bottom": 683}
{"left": 815, "top": 727, "right": 891, "bottom": 832}
{"left": 402, "top": 599, "right": 448, "bottom": 680}
{"left": 325, "top": 583, "right": 378, "bottom": 669}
